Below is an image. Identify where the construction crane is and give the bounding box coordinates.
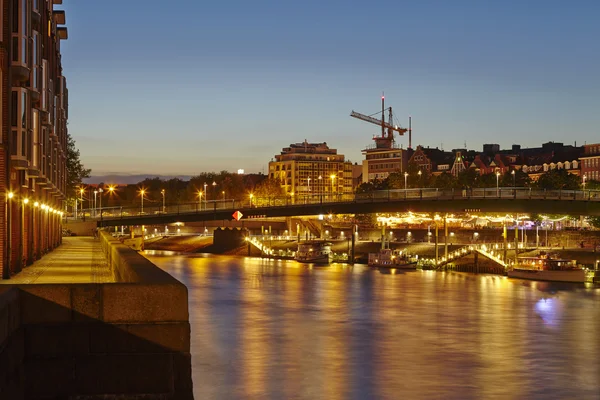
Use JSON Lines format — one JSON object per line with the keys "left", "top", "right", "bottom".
{"left": 350, "top": 94, "right": 410, "bottom": 149}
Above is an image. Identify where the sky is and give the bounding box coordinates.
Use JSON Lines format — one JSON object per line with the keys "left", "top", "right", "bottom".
{"left": 59, "top": 0, "right": 600, "bottom": 179}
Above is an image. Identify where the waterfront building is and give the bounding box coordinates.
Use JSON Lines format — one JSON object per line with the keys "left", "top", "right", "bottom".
{"left": 361, "top": 137, "right": 407, "bottom": 183}
{"left": 268, "top": 140, "right": 353, "bottom": 201}
{"left": 580, "top": 143, "right": 600, "bottom": 183}
{"left": 1, "top": 0, "right": 68, "bottom": 278}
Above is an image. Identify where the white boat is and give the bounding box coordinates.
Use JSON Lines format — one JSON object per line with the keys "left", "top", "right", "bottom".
{"left": 368, "top": 248, "right": 417, "bottom": 269}
{"left": 508, "top": 253, "right": 587, "bottom": 283}
{"left": 295, "top": 241, "right": 332, "bottom": 264}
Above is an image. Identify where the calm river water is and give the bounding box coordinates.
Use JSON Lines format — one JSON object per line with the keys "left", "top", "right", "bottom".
{"left": 143, "top": 252, "right": 600, "bottom": 400}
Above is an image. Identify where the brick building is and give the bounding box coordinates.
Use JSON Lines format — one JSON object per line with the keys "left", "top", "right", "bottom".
{"left": 1, "top": 0, "right": 68, "bottom": 278}
{"left": 580, "top": 143, "right": 600, "bottom": 184}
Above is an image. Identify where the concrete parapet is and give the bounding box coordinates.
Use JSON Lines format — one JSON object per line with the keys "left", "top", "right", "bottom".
{"left": 0, "top": 231, "right": 193, "bottom": 399}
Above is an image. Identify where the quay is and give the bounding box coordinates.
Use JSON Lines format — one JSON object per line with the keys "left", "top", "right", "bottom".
{"left": 0, "top": 233, "right": 193, "bottom": 399}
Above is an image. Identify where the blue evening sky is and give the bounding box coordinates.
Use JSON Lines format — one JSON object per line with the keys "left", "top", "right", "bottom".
{"left": 60, "top": 0, "right": 600, "bottom": 177}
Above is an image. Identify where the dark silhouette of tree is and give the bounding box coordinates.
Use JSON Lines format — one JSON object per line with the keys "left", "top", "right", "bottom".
{"left": 66, "top": 133, "right": 91, "bottom": 200}
{"left": 536, "top": 169, "right": 580, "bottom": 190}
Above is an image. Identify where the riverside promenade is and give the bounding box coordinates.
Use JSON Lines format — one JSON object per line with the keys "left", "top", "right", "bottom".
{"left": 0, "top": 237, "right": 112, "bottom": 284}
{"left": 0, "top": 231, "right": 193, "bottom": 399}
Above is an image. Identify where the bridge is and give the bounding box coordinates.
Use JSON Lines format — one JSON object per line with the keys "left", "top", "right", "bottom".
{"left": 95, "top": 188, "right": 600, "bottom": 228}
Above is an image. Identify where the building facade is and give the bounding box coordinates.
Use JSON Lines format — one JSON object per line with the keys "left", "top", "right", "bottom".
{"left": 1, "top": 0, "right": 68, "bottom": 278}
{"left": 269, "top": 141, "right": 353, "bottom": 201}
{"left": 580, "top": 143, "right": 600, "bottom": 184}
{"left": 361, "top": 137, "right": 407, "bottom": 183}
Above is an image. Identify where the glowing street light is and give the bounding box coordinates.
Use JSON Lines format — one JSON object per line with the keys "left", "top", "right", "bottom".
{"left": 222, "top": 191, "right": 225, "bottom": 201}
{"left": 139, "top": 189, "right": 146, "bottom": 214}
{"left": 496, "top": 172, "right": 500, "bottom": 197}
{"left": 330, "top": 174, "right": 336, "bottom": 200}
{"left": 93, "top": 189, "right": 98, "bottom": 217}
{"left": 404, "top": 172, "right": 408, "bottom": 190}
{"left": 249, "top": 193, "right": 254, "bottom": 207}
{"left": 418, "top": 170, "right": 422, "bottom": 187}
{"left": 98, "top": 188, "right": 104, "bottom": 216}
{"left": 197, "top": 191, "right": 203, "bottom": 209}
{"left": 511, "top": 169, "right": 516, "bottom": 187}
{"left": 161, "top": 189, "right": 166, "bottom": 213}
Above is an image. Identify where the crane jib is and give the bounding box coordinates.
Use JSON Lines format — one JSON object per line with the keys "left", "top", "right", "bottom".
{"left": 350, "top": 111, "right": 407, "bottom": 134}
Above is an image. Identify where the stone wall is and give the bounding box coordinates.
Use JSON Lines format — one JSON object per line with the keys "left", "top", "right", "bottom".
{"left": 0, "top": 231, "right": 193, "bottom": 399}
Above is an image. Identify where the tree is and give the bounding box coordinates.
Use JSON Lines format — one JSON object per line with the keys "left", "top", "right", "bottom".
{"left": 501, "top": 169, "right": 531, "bottom": 187}
{"left": 252, "top": 178, "right": 286, "bottom": 205}
{"left": 536, "top": 169, "right": 580, "bottom": 190}
{"left": 434, "top": 172, "right": 458, "bottom": 189}
{"left": 66, "top": 133, "right": 91, "bottom": 200}
{"left": 457, "top": 168, "right": 479, "bottom": 189}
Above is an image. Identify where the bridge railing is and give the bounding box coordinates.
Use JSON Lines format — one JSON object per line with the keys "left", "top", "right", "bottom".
{"left": 83, "top": 188, "right": 600, "bottom": 221}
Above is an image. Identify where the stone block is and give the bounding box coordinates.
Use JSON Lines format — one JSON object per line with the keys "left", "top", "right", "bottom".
{"left": 74, "top": 354, "right": 173, "bottom": 395}
{"left": 19, "top": 285, "right": 72, "bottom": 324}
{"left": 24, "top": 357, "right": 75, "bottom": 399}
{"left": 24, "top": 325, "right": 90, "bottom": 357}
{"left": 172, "top": 353, "right": 194, "bottom": 400}
{"left": 89, "top": 323, "right": 189, "bottom": 354}
{"left": 102, "top": 284, "right": 188, "bottom": 323}
{"left": 71, "top": 285, "right": 102, "bottom": 322}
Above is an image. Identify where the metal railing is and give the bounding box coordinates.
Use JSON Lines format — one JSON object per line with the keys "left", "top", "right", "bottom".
{"left": 72, "top": 188, "right": 600, "bottom": 221}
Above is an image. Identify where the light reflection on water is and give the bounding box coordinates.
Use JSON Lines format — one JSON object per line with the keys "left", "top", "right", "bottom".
{"left": 143, "top": 252, "right": 600, "bottom": 400}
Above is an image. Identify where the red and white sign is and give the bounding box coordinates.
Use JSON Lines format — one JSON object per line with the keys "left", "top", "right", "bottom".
{"left": 232, "top": 211, "right": 243, "bottom": 221}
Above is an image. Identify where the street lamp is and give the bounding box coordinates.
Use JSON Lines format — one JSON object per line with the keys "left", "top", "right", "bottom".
{"left": 139, "top": 189, "right": 146, "bottom": 214}
{"left": 203, "top": 183, "right": 208, "bottom": 208}
{"left": 511, "top": 170, "right": 516, "bottom": 187}
{"left": 404, "top": 172, "right": 408, "bottom": 190}
{"left": 418, "top": 170, "right": 422, "bottom": 187}
{"left": 496, "top": 172, "right": 500, "bottom": 197}
{"left": 222, "top": 191, "right": 225, "bottom": 201}
{"left": 93, "top": 190, "right": 98, "bottom": 217}
{"left": 79, "top": 187, "right": 85, "bottom": 219}
{"left": 330, "top": 174, "right": 336, "bottom": 200}
{"left": 98, "top": 188, "right": 103, "bottom": 217}
{"left": 161, "top": 189, "right": 165, "bottom": 213}
{"left": 250, "top": 193, "right": 254, "bottom": 207}
{"left": 197, "top": 191, "right": 202, "bottom": 209}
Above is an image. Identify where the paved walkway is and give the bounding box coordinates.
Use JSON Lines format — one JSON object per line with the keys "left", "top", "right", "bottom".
{"left": 0, "top": 236, "right": 113, "bottom": 284}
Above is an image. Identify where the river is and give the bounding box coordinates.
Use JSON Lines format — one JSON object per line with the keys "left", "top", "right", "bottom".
{"left": 143, "top": 251, "right": 600, "bottom": 400}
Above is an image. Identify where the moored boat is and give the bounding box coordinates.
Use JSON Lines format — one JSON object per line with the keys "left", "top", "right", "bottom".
{"left": 295, "top": 240, "right": 332, "bottom": 264}
{"left": 508, "top": 253, "right": 588, "bottom": 283}
{"left": 368, "top": 248, "right": 417, "bottom": 269}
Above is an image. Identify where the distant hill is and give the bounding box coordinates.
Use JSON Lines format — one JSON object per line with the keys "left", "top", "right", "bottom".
{"left": 83, "top": 174, "right": 193, "bottom": 185}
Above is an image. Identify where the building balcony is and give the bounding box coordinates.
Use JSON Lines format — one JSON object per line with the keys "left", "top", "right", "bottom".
{"left": 28, "top": 166, "right": 41, "bottom": 177}
{"left": 11, "top": 156, "right": 29, "bottom": 170}
{"left": 11, "top": 64, "right": 31, "bottom": 84}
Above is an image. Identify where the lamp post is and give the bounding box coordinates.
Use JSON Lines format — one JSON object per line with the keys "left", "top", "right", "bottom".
{"left": 197, "top": 191, "right": 202, "bottom": 210}
{"left": 418, "top": 170, "right": 422, "bottom": 188}
{"left": 330, "top": 174, "right": 336, "bottom": 201}
{"left": 496, "top": 172, "right": 500, "bottom": 197}
{"left": 318, "top": 175, "right": 323, "bottom": 201}
{"left": 203, "top": 183, "right": 208, "bottom": 209}
{"left": 161, "top": 189, "right": 165, "bottom": 213}
{"left": 404, "top": 172, "right": 408, "bottom": 190}
{"left": 250, "top": 193, "right": 254, "bottom": 208}
{"left": 212, "top": 182, "right": 217, "bottom": 207}
{"left": 98, "top": 188, "right": 103, "bottom": 218}
{"left": 222, "top": 191, "right": 225, "bottom": 201}
{"left": 79, "top": 188, "right": 85, "bottom": 216}
{"left": 307, "top": 177, "right": 311, "bottom": 202}
{"left": 140, "top": 189, "right": 145, "bottom": 214}
{"left": 511, "top": 170, "right": 516, "bottom": 187}
{"left": 93, "top": 190, "right": 98, "bottom": 217}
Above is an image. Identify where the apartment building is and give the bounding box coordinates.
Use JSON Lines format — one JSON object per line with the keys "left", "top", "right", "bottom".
{"left": 269, "top": 140, "right": 354, "bottom": 200}
{"left": 1, "top": 0, "right": 68, "bottom": 278}
{"left": 580, "top": 143, "right": 600, "bottom": 183}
